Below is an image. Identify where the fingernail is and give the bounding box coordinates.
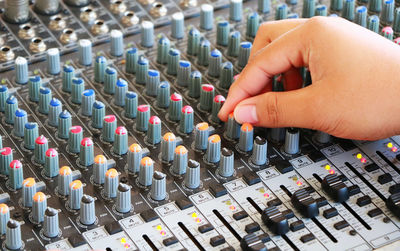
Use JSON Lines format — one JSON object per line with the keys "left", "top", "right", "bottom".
{"left": 234, "top": 105, "right": 258, "bottom": 124}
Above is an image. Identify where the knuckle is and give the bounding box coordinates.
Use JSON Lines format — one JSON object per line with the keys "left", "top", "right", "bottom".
{"left": 263, "top": 93, "right": 280, "bottom": 127}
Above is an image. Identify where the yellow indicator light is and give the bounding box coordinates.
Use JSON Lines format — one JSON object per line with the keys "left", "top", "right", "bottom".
{"left": 33, "top": 70, "right": 39, "bottom": 75}
{"left": 225, "top": 200, "right": 232, "bottom": 206}
{"left": 156, "top": 225, "right": 162, "bottom": 231}
{"left": 1, "top": 79, "right": 5, "bottom": 84}
{"left": 259, "top": 188, "right": 265, "bottom": 193}
{"left": 191, "top": 212, "right": 197, "bottom": 218}
{"left": 121, "top": 238, "right": 126, "bottom": 244}
{"left": 121, "top": 59, "right": 126, "bottom": 64}
{"left": 387, "top": 142, "right": 394, "bottom": 148}
{"left": 356, "top": 153, "right": 362, "bottom": 159}
{"left": 325, "top": 165, "right": 331, "bottom": 170}
{"left": 292, "top": 176, "right": 298, "bottom": 181}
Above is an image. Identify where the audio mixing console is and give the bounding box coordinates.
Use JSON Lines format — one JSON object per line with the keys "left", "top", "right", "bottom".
{"left": 0, "top": 0, "right": 400, "bottom": 250}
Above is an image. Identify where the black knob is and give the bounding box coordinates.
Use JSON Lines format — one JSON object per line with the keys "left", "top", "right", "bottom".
{"left": 240, "top": 233, "right": 268, "bottom": 251}
{"left": 291, "top": 188, "right": 319, "bottom": 218}
{"left": 261, "top": 206, "right": 289, "bottom": 235}
{"left": 322, "top": 174, "right": 349, "bottom": 203}
{"left": 386, "top": 192, "right": 400, "bottom": 217}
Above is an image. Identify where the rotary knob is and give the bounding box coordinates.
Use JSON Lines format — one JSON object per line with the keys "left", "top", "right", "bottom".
{"left": 116, "top": 183, "right": 131, "bottom": 213}
{"left": 185, "top": 160, "right": 201, "bottom": 189}
{"left": 151, "top": 171, "right": 167, "bottom": 201}
{"left": 284, "top": 128, "right": 300, "bottom": 155}
{"left": 80, "top": 195, "right": 96, "bottom": 225}
{"left": 43, "top": 207, "right": 59, "bottom": 238}
{"left": 5, "top": 220, "right": 22, "bottom": 250}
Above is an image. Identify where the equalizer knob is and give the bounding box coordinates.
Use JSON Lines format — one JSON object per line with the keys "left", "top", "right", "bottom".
{"left": 0, "top": 147, "right": 13, "bottom": 176}
{"left": 199, "top": 84, "right": 215, "bottom": 111}
{"left": 110, "top": 30, "right": 124, "bottom": 57}
{"left": 179, "top": 106, "right": 194, "bottom": 134}
{"left": 93, "top": 155, "right": 107, "bottom": 185}
{"left": 185, "top": 160, "right": 201, "bottom": 189}
{"left": 69, "top": 180, "right": 83, "bottom": 210}
{"left": 32, "top": 192, "right": 47, "bottom": 223}
{"left": 81, "top": 90, "right": 95, "bottom": 117}
{"left": 44, "top": 148, "right": 59, "bottom": 178}
{"left": 141, "top": 21, "right": 154, "bottom": 47}
{"left": 78, "top": 39, "right": 92, "bottom": 66}
{"left": 246, "top": 12, "right": 260, "bottom": 38}
{"left": 251, "top": 137, "right": 267, "bottom": 166}
{"left": 157, "top": 37, "right": 170, "bottom": 64}
{"left": 48, "top": 98, "right": 62, "bottom": 127}
{"left": 0, "top": 85, "right": 9, "bottom": 112}
{"left": 173, "top": 146, "right": 188, "bottom": 175}
{"left": 43, "top": 207, "right": 59, "bottom": 238}
{"left": 9, "top": 160, "right": 23, "bottom": 190}
{"left": 291, "top": 188, "right": 319, "bottom": 218}
{"left": 15, "top": 57, "right": 28, "bottom": 85}
{"left": 146, "top": 70, "right": 160, "bottom": 97}
{"left": 209, "top": 49, "right": 222, "bottom": 78}
{"left": 34, "top": 136, "right": 48, "bottom": 165}
{"left": 219, "top": 148, "right": 234, "bottom": 177}
{"left": 169, "top": 93, "right": 183, "bottom": 121}
{"left": 5, "top": 220, "right": 22, "bottom": 250}
{"left": 322, "top": 174, "right": 349, "bottom": 203}
{"left": 381, "top": 0, "right": 394, "bottom": 25}
{"left": 114, "top": 126, "right": 128, "bottom": 155}
{"left": 58, "top": 111, "right": 72, "bottom": 139}
{"left": 128, "top": 144, "right": 142, "bottom": 173}
{"left": 226, "top": 113, "right": 241, "bottom": 140}
{"left": 139, "top": 157, "right": 154, "bottom": 187}
{"left": 151, "top": 171, "right": 167, "bottom": 201}
{"left": 239, "top": 123, "right": 254, "bottom": 152}
{"left": 0, "top": 204, "right": 10, "bottom": 235}
{"left": 230, "top": 0, "right": 243, "bottom": 21}
{"left": 261, "top": 206, "right": 289, "bottom": 235}
{"left": 171, "top": 12, "right": 184, "bottom": 39}
{"left": 116, "top": 183, "right": 131, "bottom": 213}
{"left": 136, "top": 105, "right": 151, "bottom": 132}
{"left": 195, "top": 122, "right": 210, "bottom": 150}
{"left": 24, "top": 122, "right": 39, "bottom": 150}
{"left": 161, "top": 133, "right": 177, "bottom": 162}
{"left": 147, "top": 116, "right": 161, "bottom": 145}
{"left": 58, "top": 166, "right": 72, "bottom": 196}
{"left": 206, "top": 135, "right": 221, "bottom": 163}
{"left": 80, "top": 195, "right": 96, "bottom": 225}
{"left": 68, "top": 126, "right": 83, "bottom": 153}
{"left": 200, "top": 4, "right": 214, "bottom": 30}
{"left": 102, "top": 115, "right": 117, "bottom": 142}
{"left": 284, "top": 128, "right": 300, "bottom": 155}
{"left": 13, "top": 109, "right": 27, "bottom": 137}
{"left": 104, "top": 169, "right": 119, "bottom": 199}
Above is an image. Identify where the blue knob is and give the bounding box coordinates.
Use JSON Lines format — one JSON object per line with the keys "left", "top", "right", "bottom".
{"left": 81, "top": 89, "right": 95, "bottom": 116}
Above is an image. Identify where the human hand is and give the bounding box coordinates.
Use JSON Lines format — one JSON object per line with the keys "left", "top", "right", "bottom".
{"left": 218, "top": 17, "right": 400, "bottom": 140}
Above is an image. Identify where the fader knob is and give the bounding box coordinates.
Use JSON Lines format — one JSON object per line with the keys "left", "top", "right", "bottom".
{"left": 102, "top": 115, "right": 117, "bottom": 142}
{"left": 80, "top": 195, "right": 96, "bottom": 225}
{"left": 195, "top": 122, "right": 210, "bottom": 150}
{"left": 68, "top": 126, "right": 83, "bottom": 153}
{"left": 79, "top": 138, "right": 94, "bottom": 166}
{"left": 22, "top": 178, "right": 36, "bottom": 208}
{"left": 291, "top": 188, "right": 319, "bottom": 218}
{"left": 386, "top": 192, "right": 400, "bottom": 217}
{"left": 9, "top": 160, "right": 23, "bottom": 190}
{"left": 48, "top": 98, "right": 62, "bottom": 127}
{"left": 34, "top": 136, "right": 48, "bottom": 165}
{"left": 261, "top": 206, "right": 289, "bottom": 235}
{"left": 32, "top": 192, "right": 47, "bottom": 223}
{"left": 146, "top": 70, "right": 160, "bottom": 97}
{"left": 322, "top": 174, "right": 349, "bottom": 203}
{"left": 284, "top": 128, "right": 300, "bottom": 155}
{"left": 44, "top": 148, "right": 59, "bottom": 178}
{"left": 28, "top": 76, "right": 41, "bottom": 102}
{"left": 128, "top": 144, "right": 142, "bottom": 173}
{"left": 367, "top": 15, "right": 380, "bottom": 33}
{"left": 114, "top": 126, "right": 128, "bottom": 155}
{"left": 251, "top": 137, "right": 267, "bottom": 166}
{"left": 217, "top": 21, "right": 229, "bottom": 46}
{"left": 185, "top": 160, "right": 201, "bottom": 189}
{"left": 141, "top": 21, "right": 154, "bottom": 47}
{"left": 105, "top": 169, "right": 119, "bottom": 199}
{"left": 81, "top": 89, "right": 95, "bottom": 117}
{"left": 219, "top": 148, "right": 234, "bottom": 177}
{"left": 92, "top": 101, "right": 105, "bottom": 129}
{"left": 78, "top": 39, "right": 92, "bottom": 66}
{"left": 15, "top": 57, "right": 28, "bottom": 85}
{"left": 139, "top": 157, "right": 154, "bottom": 187}
{"left": 147, "top": 116, "right": 161, "bottom": 145}
{"left": 116, "top": 183, "right": 131, "bottom": 213}
{"left": 0, "top": 204, "right": 10, "bottom": 235}
{"left": 24, "top": 122, "right": 39, "bottom": 150}
{"left": 58, "top": 166, "right": 72, "bottom": 196}
{"left": 230, "top": 0, "right": 243, "bottom": 21}
{"left": 13, "top": 109, "right": 27, "bottom": 137}
{"left": 161, "top": 133, "right": 177, "bottom": 162}
{"left": 200, "top": 4, "right": 214, "bottom": 30}
{"left": 179, "top": 106, "right": 194, "bottom": 134}
{"left": 43, "top": 207, "right": 59, "bottom": 238}
{"left": 69, "top": 180, "right": 83, "bottom": 210}
{"left": 239, "top": 123, "right": 254, "bottom": 152}
{"left": 171, "top": 12, "right": 184, "bottom": 39}
{"left": 157, "top": 37, "right": 170, "bottom": 64}
{"left": 5, "top": 220, "right": 22, "bottom": 250}
{"left": 151, "top": 171, "right": 167, "bottom": 201}
{"left": 125, "top": 48, "right": 137, "bottom": 74}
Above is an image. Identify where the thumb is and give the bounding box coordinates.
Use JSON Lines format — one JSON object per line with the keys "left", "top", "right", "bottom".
{"left": 233, "top": 86, "right": 318, "bottom": 129}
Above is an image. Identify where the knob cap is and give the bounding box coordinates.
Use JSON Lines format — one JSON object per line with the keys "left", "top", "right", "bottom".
{"left": 15, "top": 57, "right": 28, "bottom": 85}
{"left": 78, "top": 39, "right": 92, "bottom": 66}
{"left": 240, "top": 233, "right": 267, "bottom": 251}
{"left": 80, "top": 195, "right": 96, "bottom": 225}
{"left": 68, "top": 126, "right": 83, "bottom": 153}
{"left": 382, "top": 26, "right": 394, "bottom": 40}
{"left": 219, "top": 62, "right": 234, "bottom": 89}
{"left": 13, "top": 109, "right": 27, "bottom": 137}
{"left": 102, "top": 115, "right": 117, "bottom": 142}
{"left": 219, "top": 148, "right": 234, "bottom": 177}
{"left": 199, "top": 84, "right": 215, "bottom": 111}
{"left": 238, "top": 42, "right": 252, "bottom": 68}
{"left": 28, "top": 76, "right": 41, "bottom": 102}
{"left": 128, "top": 144, "right": 142, "bottom": 173}
{"left": 113, "top": 126, "right": 128, "bottom": 155}
{"left": 24, "top": 122, "right": 39, "bottom": 150}
{"left": 151, "top": 171, "right": 167, "bottom": 201}
{"left": 136, "top": 105, "right": 151, "bottom": 132}
{"left": 79, "top": 138, "right": 94, "bottom": 166}
{"left": 251, "top": 137, "right": 267, "bottom": 165}
{"left": 198, "top": 39, "right": 210, "bottom": 66}
{"left": 187, "top": 28, "right": 201, "bottom": 55}
{"left": 0, "top": 85, "right": 9, "bottom": 112}
{"left": 147, "top": 116, "right": 162, "bottom": 145}
{"left": 5, "top": 96, "right": 18, "bottom": 124}
{"left": 0, "top": 147, "right": 13, "bottom": 176}
{"left": 386, "top": 192, "right": 400, "bottom": 217}
{"left": 43, "top": 207, "right": 59, "bottom": 238}
{"left": 104, "top": 67, "right": 117, "bottom": 94}
{"left": 139, "top": 157, "right": 154, "bottom": 187}
{"left": 226, "top": 113, "right": 241, "bottom": 140}
{"left": 39, "top": 87, "right": 52, "bottom": 115}
{"left": 261, "top": 206, "right": 289, "bottom": 235}
{"left": 189, "top": 71, "right": 202, "bottom": 98}
{"left": 246, "top": 12, "right": 260, "bottom": 38}
{"left": 177, "top": 61, "right": 191, "bottom": 87}
{"left": 104, "top": 168, "right": 119, "bottom": 199}
{"left": 81, "top": 89, "right": 95, "bottom": 117}
{"left": 69, "top": 180, "right": 83, "bottom": 210}
{"left": 302, "top": 0, "right": 316, "bottom": 18}
{"left": 179, "top": 106, "right": 194, "bottom": 134}
{"left": 168, "top": 93, "right": 182, "bottom": 121}
{"left": 156, "top": 81, "right": 170, "bottom": 108}
{"left": 58, "top": 111, "right": 72, "bottom": 139}
{"left": 125, "top": 92, "right": 138, "bottom": 118}
{"left": 71, "top": 78, "right": 84, "bottom": 104}
{"left": 322, "top": 174, "right": 349, "bottom": 203}
{"left": 314, "top": 131, "right": 331, "bottom": 144}
{"left": 217, "top": 21, "right": 229, "bottom": 46}
{"left": 110, "top": 30, "right": 124, "bottom": 57}
{"left": 48, "top": 98, "right": 62, "bottom": 127}
{"left": 95, "top": 56, "right": 107, "bottom": 82}
{"left": 93, "top": 155, "right": 107, "bottom": 185}
{"left": 161, "top": 133, "right": 177, "bottom": 162}
{"left": 185, "top": 160, "right": 201, "bottom": 189}
{"left": 141, "top": 21, "right": 154, "bottom": 47}
{"left": 171, "top": 12, "right": 184, "bottom": 39}
{"left": 34, "top": 135, "right": 48, "bottom": 165}
{"left": 125, "top": 48, "right": 137, "bottom": 74}
{"left": 47, "top": 48, "right": 61, "bottom": 75}
{"left": 275, "top": 4, "right": 288, "bottom": 20}
{"left": 6, "top": 220, "right": 22, "bottom": 250}
{"left": 355, "top": 6, "right": 367, "bottom": 27}
{"left": 173, "top": 146, "right": 188, "bottom": 175}
{"left": 381, "top": 0, "right": 394, "bottom": 25}
{"left": 208, "top": 49, "right": 222, "bottom": 78}
{"left": 195, "top": 122, "right": 210, "bottom": 150}
{"left": 206, "top": 135, "right": 221, "bottom": 163}
{"left": 146, "top": 70, "right": 160, "bottom": 97}
{"left": 157, "top": 37, "right": 170, "bottom": 64}
{"left": 342, "top": 0, "right": 355, "bottom": 21}
{"left": 115, "top": 79, "right": 128, "bottom": 107}
{"left": 230, "top": 0, "right": 243, "bottom": 21}
{"left": 211, "top": 95, "right": 225, "bottom": 123}
{"left": 116, "top": 183, "right": 131, "bottom": 213}
{"left": 228, "top": 31, "right": 241, "bottom": 57}
{"left": 239, "top": 123, "right": 254, "bottom": 152}
{"left": 291, "top": 188, "right": 319, "bottom": 218}
{"left": 0, "top": 204, "right": 10, "bottom": 235}
{"left": 200, "top": 4, "right": 214, "bottom": 30}
{"left": 167, "top": 49, "right": 181, "bottom": 75}
{"left": 136, "top": 56, "right": 149, "bottom": 85}
{"left": 44, "top": 148, "right": 59, "bottom": 178}
{"left": 58, "top": 166, "right": 72, "bottom": 196}
{"left": 9, "top": 160, "right": 23, "bottom": 190}
{"left": 62, "top": 65, "right": 75, "bottom": 92}
{"left": 284, "top": 128, "right": 300, "bottom": 155}
{"left": 315, "top": 4, "right": 328, "bottom": 16}
{"left": 22, "top": 178, "right": 36, "bottom": 208}
{"left": 32, "top": 192, "right": 47, "bottom": 223}
{"left": 258, "top": 0, "right": 271, "bottom": 13}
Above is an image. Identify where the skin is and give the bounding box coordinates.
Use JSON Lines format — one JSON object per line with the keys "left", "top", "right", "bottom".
{"left": 218, "top": 17, "right": 400, "bottom": 140}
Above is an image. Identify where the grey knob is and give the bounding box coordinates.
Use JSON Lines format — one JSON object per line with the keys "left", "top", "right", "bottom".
{"left": 206, "top": 135, "right": 221, "bottom": 163}
{"left": 116, "top": 183, "right": 131, "bottom": 213}
{"left": 78, "top": 39, "right": 92, "bottom": 66}
{"left": 127, "top": 144, "right": 142, "bottom": 173}
{"left": 80, "top": 195, "right": 96, "bottom": 225}
{"left": 139, "top": 157, "right": 154, "bottom": 187}
{"left": 200, "top": 4, "right": 214, "bottom": 30}
{"left": 171, "top": 12, "right": 184, "bottom": 39}
{"left": 22, "top": 178, "right": 36, "bottom": 208}
{"left": 251, "top": 137, "right": 267, "bottom": 165}
{"left": 314, "top": 131, "right": 331, "bottom": 144}
{"left": 230, "top": 0, "right": 243, "bottom": 21}
{"left": 5, "top": 220, "right": 22, "bottom": 250}
{"left": 161, "top": 133, "right": 177, "bottom": 162}
{"left": 69, "top": 180, "right": 83, "bottom": 210}
{"left": 43, "top": 207, "right": 59, "bottom": 238}
{"left": 238, "top": 123, "right": 254, "bottom": 152}
{"left": 58, "top": 166, "right": 72, "bottom": 196}
{"left": 172, "top": 146, "right": 188, "bottom": 175}
{"left": 9, "top": 160, "right": 23, "bottom": 190}
{"left": 81, "top": 89, "right": 95, "bottom": 117}
{"left": 93, "top": 155, "right": 107, "bottom": 185}
{"left": 110, "top": 30, "right": 124, "bottom": 57}
{"left": 104, "top": 168, "right": 119, "bottom": 199}
{"left": 226, "top": 113, "right": 241, "bottom": 140}
{"left": 185, "top": 160, "right": 200, "bottom": 189}
{"left": 284, "top": 128, "right": 300, "bottom": 155}
{"left": 195, "top": 122, "right": 210, "bottom": 150}
{"left": 150, "top": 171, "right": 167, "bottom": 201}
{"left": 141, "top": 21, "right": 154, "bottom": 47}
{"left": 0, "top": 204, "right": 10, "bottom": 235}
{"left": 219, "top": 148, "right": 234, "bottom": 177}
{"left": 32, "top": 192, "right": 47, "bottom": 223}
